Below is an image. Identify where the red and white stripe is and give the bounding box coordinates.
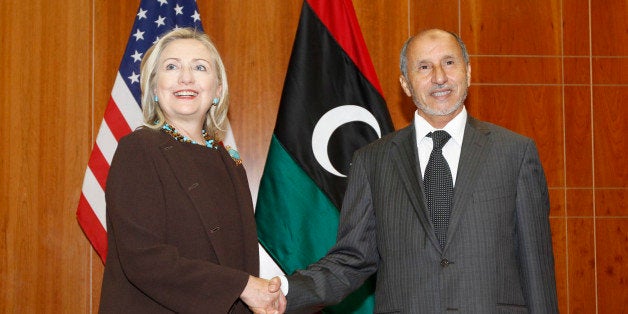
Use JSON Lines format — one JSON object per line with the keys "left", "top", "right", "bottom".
{"left": 77, "top": 73, "right": 143, "bottom": 262}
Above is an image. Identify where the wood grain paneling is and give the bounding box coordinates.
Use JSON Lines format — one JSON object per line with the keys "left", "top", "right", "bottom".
{"left": 593, "top": 57, "right": 628, "bottom": 85}
{"left": 591, "top": 0, "right": 628, "bottom": 55}
{"left": 564, "top": 57, "right": 591, "bottom": 84}
{"left": 1, "top": 0, "right": 626, "bottom": 312}
{"left": 411, "top": 0, "right": 460, "bottom": 34}
{"left": 567, "top": 189, "right": 594, "bottom": 216}
{"left": 549, "top": 188, "right": 566, "bottom": 217}
{"left": 563, "top": 0, "right": 590, "bottom": 56}
{"left": 596, "top": 219, "right": 628, "bottom": 313}
{"left": 596, "top": 189, "right": 628, "bottom": 216}
{"left": 550, "top": 217, "right": 568, "bottom": 313}
{"left": 568, "top": 218, "right": 596, "bottom": 313}
{"left": 593, "top": 86, "right": 627, "bottom": 187}
{"left": 1, "top": 0, "right": 92, "bottom": 312}
{"left": 564, "top": 86, "right": 592, "bottom": 187}
{"left": 471, "top": 56, "right": 562, "bottom": 84}
{"left": 461, "top": 0, "right": 562, "bottom": 55}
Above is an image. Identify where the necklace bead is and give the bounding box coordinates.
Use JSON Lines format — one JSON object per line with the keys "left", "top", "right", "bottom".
{"left": 161, "top": 123, "right": 215, "bottom": 149}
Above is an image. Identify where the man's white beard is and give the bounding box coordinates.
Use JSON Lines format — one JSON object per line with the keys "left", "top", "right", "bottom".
{"left": 414, "top": 87, "right": 468, "bottom": 116}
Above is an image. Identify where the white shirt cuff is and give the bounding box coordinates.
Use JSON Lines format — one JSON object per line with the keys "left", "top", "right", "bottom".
{"left": 279, "top": 275, "right": 289, "bottom": 295}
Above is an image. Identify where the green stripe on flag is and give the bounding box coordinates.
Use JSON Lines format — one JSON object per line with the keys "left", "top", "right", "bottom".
{"left": 256, "top": 134, "right": 340, "bottom": 274}
{"left": 256, "top": 135, "right": 376, "bottom": 314}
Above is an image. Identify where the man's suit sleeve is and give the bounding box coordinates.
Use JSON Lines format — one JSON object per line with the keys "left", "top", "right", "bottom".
{"left": 515, "top": 139, "right": 559, "bottom": 313}
{"left": 286, "top": 150, "right": 379, "bottom": 313}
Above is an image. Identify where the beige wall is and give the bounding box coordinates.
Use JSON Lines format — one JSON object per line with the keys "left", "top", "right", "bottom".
{"left": 1, "top": 0, "right": 626, "bottom": 312}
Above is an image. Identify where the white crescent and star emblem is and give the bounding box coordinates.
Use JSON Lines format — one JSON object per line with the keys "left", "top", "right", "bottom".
{"left": 311, "top": 105, "right": 382, "bottom": 177}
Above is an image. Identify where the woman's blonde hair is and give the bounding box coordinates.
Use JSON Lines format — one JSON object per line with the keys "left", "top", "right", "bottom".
{"left": 140, "top": 27, "right": 229, "bottom": 141}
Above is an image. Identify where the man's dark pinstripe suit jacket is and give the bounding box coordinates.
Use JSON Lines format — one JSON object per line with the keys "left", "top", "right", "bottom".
{"left": 286, "top": 116, "right": 559, "bottom": 313}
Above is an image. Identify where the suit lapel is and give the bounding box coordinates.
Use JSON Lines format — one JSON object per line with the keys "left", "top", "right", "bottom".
{"left": 444, "top": 117, "right": 491, "bottom": 251}
{"left": 391, "top": 125, "right": 441, "bottom": 250}
{"left": 158, "top": 139, "right": 234, "bottom": 267}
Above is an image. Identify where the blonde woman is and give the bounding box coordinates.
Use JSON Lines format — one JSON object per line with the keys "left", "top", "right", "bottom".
{"left": 99, "top": 28, "right": 284, "bottom": 314}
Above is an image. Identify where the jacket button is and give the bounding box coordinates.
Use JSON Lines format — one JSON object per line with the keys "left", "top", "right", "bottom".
{"left": 440, "top": 259, "right": 450, "bottom": 267}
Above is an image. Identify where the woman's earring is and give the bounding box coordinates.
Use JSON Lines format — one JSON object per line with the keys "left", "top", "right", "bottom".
{"left": 154, "top": 95, "right": 159, "bottom": 102}
{"left": 212, "top": 97, "right": 219, "bottom": 105}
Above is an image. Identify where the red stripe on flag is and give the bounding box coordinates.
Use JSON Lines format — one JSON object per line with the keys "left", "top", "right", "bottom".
{"left": 103, "top": 97, "right": 133, "bottom": 141}
{"left": 88, "top": 145, "right": 110, "bottom": 190}
{"left": 307, "top": 0, "right": 384, "bottom": 96}
{"left": 76, "top": 194, "right": 108, "bottom": 262}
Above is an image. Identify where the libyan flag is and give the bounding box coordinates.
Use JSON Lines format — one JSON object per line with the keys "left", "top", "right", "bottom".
{"left": 255, "top": 0, "right": 394, "bottom": 312}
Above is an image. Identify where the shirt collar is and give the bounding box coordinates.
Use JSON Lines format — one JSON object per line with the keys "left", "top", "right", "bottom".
{"left": 414, "top": 106, "right": 467, "bottom": 146}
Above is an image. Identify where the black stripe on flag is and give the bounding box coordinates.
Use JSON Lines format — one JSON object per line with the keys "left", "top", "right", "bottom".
{"left": 274, "top": 2, "right": 394, "bottom": 209}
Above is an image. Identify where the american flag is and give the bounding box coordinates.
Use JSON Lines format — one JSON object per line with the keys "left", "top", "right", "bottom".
{"left": 76, "top": 0, "right": 227, "bottom": 263}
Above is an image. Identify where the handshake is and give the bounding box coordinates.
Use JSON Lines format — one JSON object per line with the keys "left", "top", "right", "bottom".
{"left": 240, "top": 276, "right": 287, "bottom": 314}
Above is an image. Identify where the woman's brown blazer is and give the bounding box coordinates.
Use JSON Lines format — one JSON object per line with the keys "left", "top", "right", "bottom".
{"left": 99, "top": 128, "right": 258, "bottom": 314}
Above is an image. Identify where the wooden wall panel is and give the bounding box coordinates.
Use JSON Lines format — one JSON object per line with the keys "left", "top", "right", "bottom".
{"left": 549, "top": 218, "right": 568, "bottom": 312}
{"left": 567, "top": 218, "right": 597, "bottom": 313}
{"left": 596, "top": 219, "right": 628, "bottom": 312}
{"left": 1, "top": 0, "right": 625, "bottom": 312}
{"left": 563, "top": 0, "right": 590, "bottom": 55}
{"left": 1, "top": 0, "right": 92, "bottom": 312}
{"left": 410, "top": 0, "right": 460, "bottom": 39}
{"left": 564, "top": 86, "right": 593, "bottom": 188}
{"left": 591, "top": 0, "right": 628, "bottom": 55}
{"left": 462, "top": 0, "right": 562, "bottom": 55}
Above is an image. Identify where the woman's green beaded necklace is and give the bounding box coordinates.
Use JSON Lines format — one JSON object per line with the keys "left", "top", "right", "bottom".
{"left": 160, "top": 122, "right": 242, "bottom": 165}
{"left": 161, "top": 123, "right": 215, "bottom": 149}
